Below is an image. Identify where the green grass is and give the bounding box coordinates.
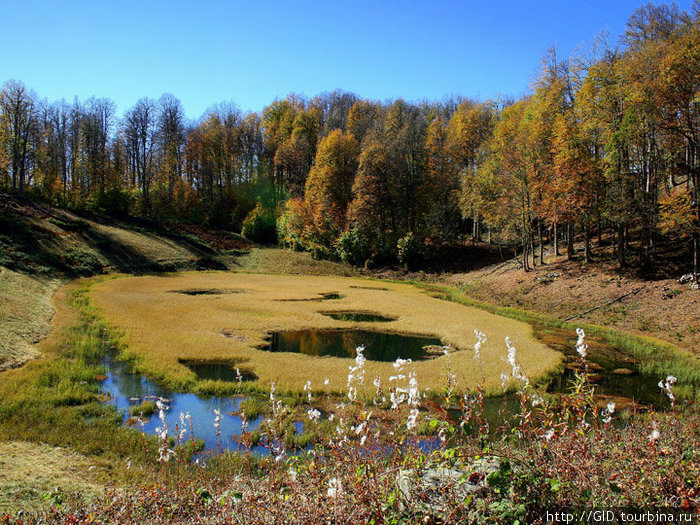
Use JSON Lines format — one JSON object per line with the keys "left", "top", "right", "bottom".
{"left": 234, "top": 247, "right": 360, "bottom": 276}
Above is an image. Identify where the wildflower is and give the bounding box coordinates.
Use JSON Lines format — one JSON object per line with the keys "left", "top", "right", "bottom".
{"left": 307, "top": 408, "right": 321, "bottom": 422}
{"left": 438, "top": 428, "right": 447, "bottom": 444}
{"left": 288, "top": 468, "right": 298, "bottom": 482}
{"left": 442, "top": 345, "right": 450, "bottom": 356}
{"left": 407, "top": 372, "right": 419, "bottom": 407}
{"left": 269, "top": 382, "right": 283, "bottom": 416}
{"left": 324, "top": 378, "right": 330, "bottom": 386}
{"left": 155, "top": 400, "right": 173, "bottom": 462}
{"left": 603, "top": 402, "right": 615, "bottom": 424}
{"left": 544, "top": 429, "right": 555, "bottom": 441}
{"left": 575, "top": 328, "right": 588, "bottom": 360}
{"left": 360, "top": 435, "right": 367, "bottom": 446}
{"left": 504, "top": 337, "right": 529, "bottom": 388}
{"left": 373, "top": 377, "right": 381, "bottom": 388}
{"left": 473, "top": 329, "right": 487, "bottom": 360}
{"left": 658, "top": 375, "right": 677, "bottom": 407}
{"left": 500, "top": 371, "right": 508, "bottom": 392}
{"left": 327, "top": 477, "right": 342, "bottom": 498}
{"left": 304, "top": 380, "right": 312, "bottom": 402}
{"left": 406, "top": 408, "right": 419, "bottom": 430}
{"left": 178, "top": 411, "right": 187, "bottom": 440}
{"left": 649, "top": 421, "right": 660, "bottom": 443}
{"left": 393, "top": 358, "right": 412, "bottom": 370}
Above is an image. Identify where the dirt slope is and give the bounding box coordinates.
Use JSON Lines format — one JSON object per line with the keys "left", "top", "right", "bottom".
{"left": 446, "top": 252, "right": 700, "bottom": 357}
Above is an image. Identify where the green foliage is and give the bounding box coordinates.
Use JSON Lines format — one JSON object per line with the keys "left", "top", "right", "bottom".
{"left": 242, "top": 203, "right": 277, "bottom": 244}
{"left": 397, "top": 232, "right": 420, "bottom": 267}
{"left": 64, "top": 248, "right": 103, "bottom": 276}
{"left": 47, "top": 217, "right": 90, "bottom": 232}
{"left": 90, "top": 189, "right": 133, "bottom": 217}
{"left": 334, "top": 227, "right": 369, "bottom": 266}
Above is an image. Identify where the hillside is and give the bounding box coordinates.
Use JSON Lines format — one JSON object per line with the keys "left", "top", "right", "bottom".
{"left": 0, "top": 196, "right": 362, "bottom": 371}
{"left": 440, "top": 250, "right": 700, "bottom": 358}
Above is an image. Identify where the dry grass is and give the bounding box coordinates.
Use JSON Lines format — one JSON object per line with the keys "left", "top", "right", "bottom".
{"left": 0, "top": 441, "right": 103, "bottom": 513}
{"left": 0, "top": 268, "right": 61, "bottom": 371}
{"left": 91, "top": 272, "right": 562, "bottom": 393}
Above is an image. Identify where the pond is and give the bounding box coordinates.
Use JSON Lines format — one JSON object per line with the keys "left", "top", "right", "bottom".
{"left": 180, "top": 360, "right": 258, "bottom": 382}
{"left": 100, "top": 351, "right": 274, "bottom": 455}
{"left": 261, "top": 329, "right": 443, "bottom": 361}
{"left": 98, "top": 326, "right": 672, "bottom": 457}
{"left": 536, "top": 326, "right": 667, "bottom": 405}
{"left": 320, "top": 311, "right": 397, "bottom": 322}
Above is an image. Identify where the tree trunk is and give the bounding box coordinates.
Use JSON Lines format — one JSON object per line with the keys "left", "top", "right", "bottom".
{"left": 693, "top": 234, "right": 699, "bottom": 283}
{"left": 567, "top": 223, "right": 575, "bottom": 260}
{"left": 554, "top": 222, "right": 560, "bottom": 256}
{"left": 538, "top": 220, "right": 545, "bottom": 264}
{"left": 584, "top": 227, "right": 591, "bottom": 263}
{"left": 618, "top": 222, "right": 626, "bottom": 268}
{"left": 522, "top": 236, "right": 530, "bottom": 271}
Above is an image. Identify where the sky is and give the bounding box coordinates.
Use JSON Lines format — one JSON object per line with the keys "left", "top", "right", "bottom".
{"left": 0, "top": 0, "right": 694, "bottom": 120}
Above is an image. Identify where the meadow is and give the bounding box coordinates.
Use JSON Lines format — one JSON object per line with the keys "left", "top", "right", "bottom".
{"left": 90, "top": 272, "right": 562, "bottom": 394}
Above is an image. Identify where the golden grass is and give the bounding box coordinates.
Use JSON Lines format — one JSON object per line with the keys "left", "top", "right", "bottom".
{"left": 0, "top": 441, "right": 103, "bottom": 512}
{"left": 92, "top": 272, "right": 562, "bottom": 394}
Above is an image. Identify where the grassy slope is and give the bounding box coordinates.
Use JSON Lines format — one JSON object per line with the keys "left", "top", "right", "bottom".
{"left": 0, "top": 441, "right": 103, "bottom": 513}
{"left": 0, "top": 268, "right": 60, "bottom": 370}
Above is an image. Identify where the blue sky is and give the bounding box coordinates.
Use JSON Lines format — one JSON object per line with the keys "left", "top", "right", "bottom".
{"left": 0, "top": 1, "right": 693, "bottom": 120}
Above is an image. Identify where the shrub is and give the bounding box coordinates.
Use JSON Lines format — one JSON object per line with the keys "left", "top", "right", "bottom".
{"left": 334, "top": 228, "right": 369, "bottom": 266}
{"left": 65, "top": 248, "right": 103, "bottom": 276}
{"left": 277, "top": 198, "right": 311, "bottom": 251}
{"left": 242, "top": 203, "right": 277, "bottom": 244}
{"left": 90, "top": 188, "right": 133, "bottom": 217}
{"left": 397, "top": 231, "right": 420, "bottom": 267}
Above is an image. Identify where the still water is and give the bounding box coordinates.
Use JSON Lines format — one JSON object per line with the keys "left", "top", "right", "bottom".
{"left": 263, "top": 329, "right": 443, "bottom": 361}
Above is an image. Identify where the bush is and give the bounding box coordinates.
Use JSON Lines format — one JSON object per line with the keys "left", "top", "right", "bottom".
{"left": 242, "top": 203, "right": 277, "bottom": 244}
{"left": 277, "top": 198, "right": 311, "bottom": 251}
{"left": 65, "top": 248, "right": 103, "bottom": 276}
{"left": 334, "top": 228, "right": 369, "bottom": 266}
{"left": 397, "top": 232, "right": 420, "bottom": 267}
{"left": 90, "top": 189, "right": 133, "bottom": 217}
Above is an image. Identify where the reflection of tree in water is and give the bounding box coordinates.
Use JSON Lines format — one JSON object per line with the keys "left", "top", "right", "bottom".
{"left": 269, "top": 330, "right": 442, "bottom": 362}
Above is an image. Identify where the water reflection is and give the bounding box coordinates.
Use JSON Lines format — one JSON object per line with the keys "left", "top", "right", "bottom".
{"left": 100, "top": 352, "right": 269, "bottom": 454}
{"left": 264, "top": 329, "right": 443, "bottom": 361}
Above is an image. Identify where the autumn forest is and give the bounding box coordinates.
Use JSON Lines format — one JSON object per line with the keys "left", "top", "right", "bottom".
{"left": 2, "top": 3, "right": 699, "bottom": 277}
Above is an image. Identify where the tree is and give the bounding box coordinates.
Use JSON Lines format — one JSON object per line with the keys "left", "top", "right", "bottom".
{"left": 124, "top": 98, "right": 157, "bottom": 212}
{"left": 0, "top": 80, "right": 36, "bottom": 195}
{"left": 304, "top": 129, "right": 359, "bottom": 241}
{"left": 448, "top": 100, "right": 494, "bottom": 241}
{"left": 157, "top": 94, "right": 185, "bottom": 209}
{"left": 421, "top": 116, "right": 461, "bottom": 244}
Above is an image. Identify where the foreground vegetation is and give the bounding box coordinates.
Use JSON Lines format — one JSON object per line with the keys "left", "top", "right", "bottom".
{"left": 0, "top": 286, "right": 697, "bottom": 523}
